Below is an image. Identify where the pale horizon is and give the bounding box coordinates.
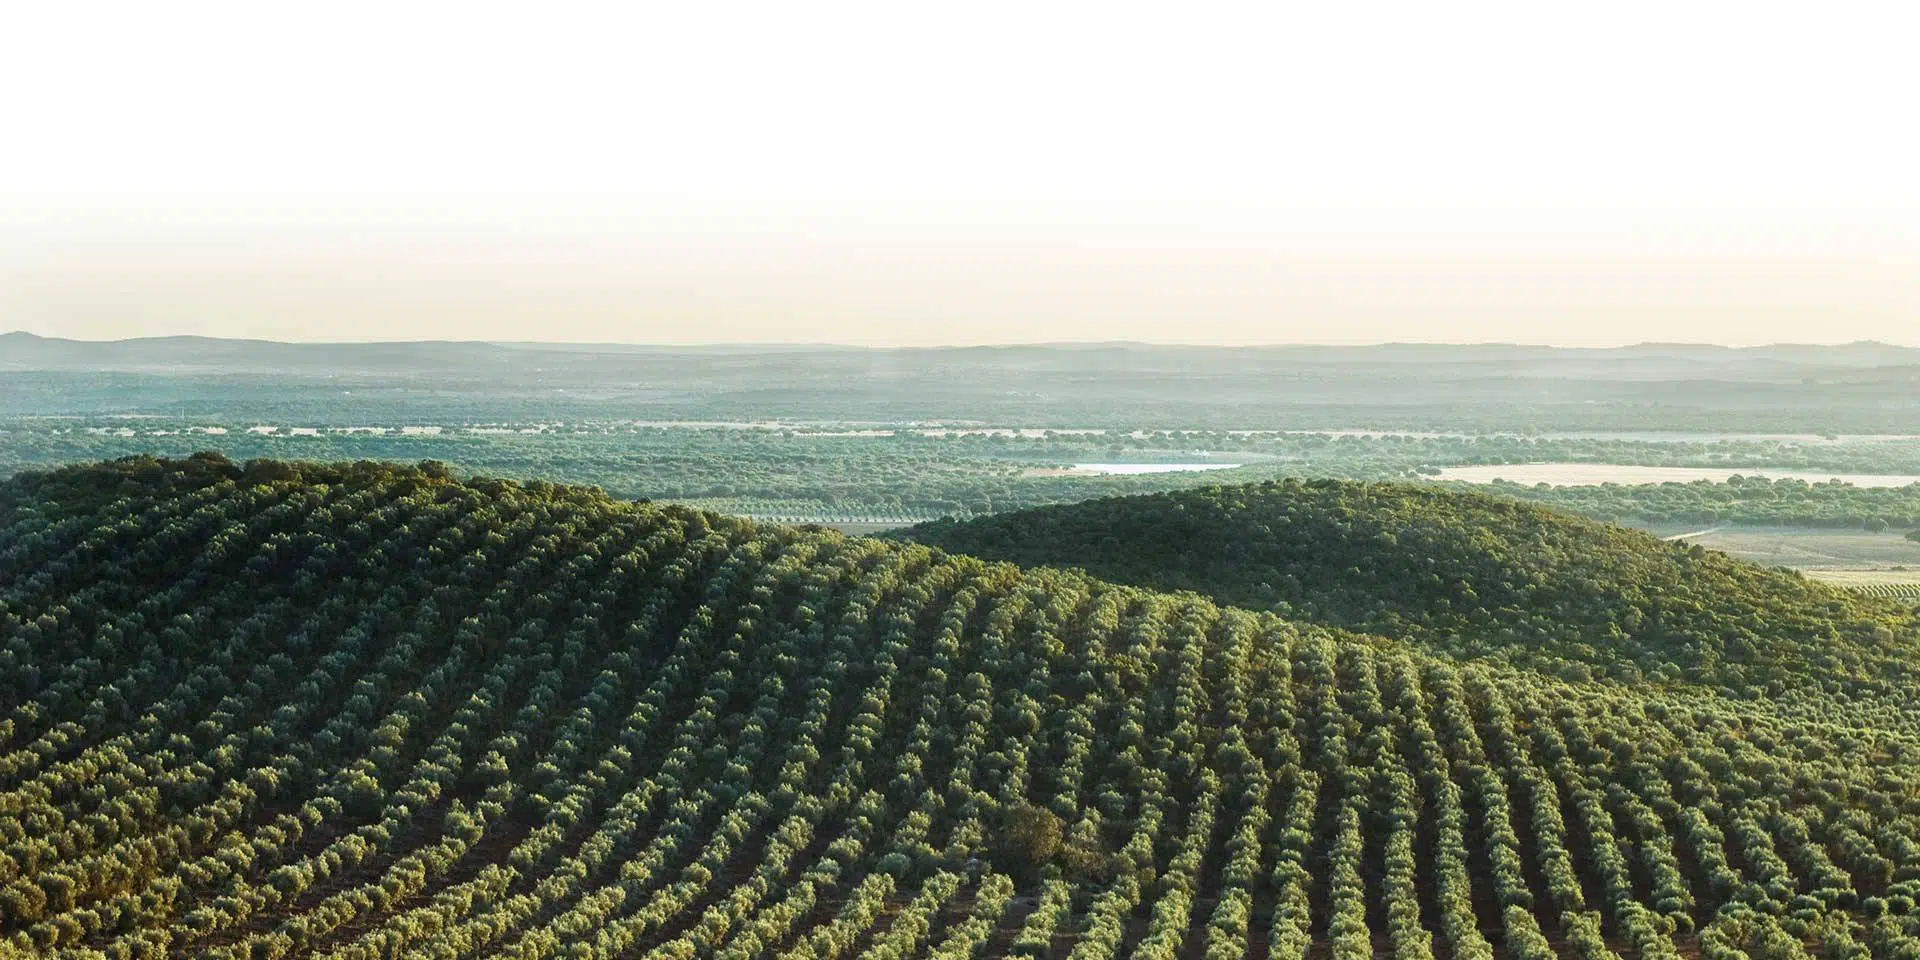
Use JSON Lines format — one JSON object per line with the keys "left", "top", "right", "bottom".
{"left": 3, "top": 2, "right": 1914, "bottom": 347}
{"left": 11, "top": 328, "right": 1920, "bottom": 351}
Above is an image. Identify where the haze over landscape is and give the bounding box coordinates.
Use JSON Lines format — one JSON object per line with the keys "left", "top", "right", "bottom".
{"left": 10, "top": 5, "right": 1920, "bottom": 960}
{"left": 4, "top": 2, "right": 1914, "bottom": 346}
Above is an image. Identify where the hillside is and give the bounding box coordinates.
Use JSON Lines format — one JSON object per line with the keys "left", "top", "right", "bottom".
{"left": 900, "top": 480, "right": 1920, "bottom": 698}
{"left": 5, "top": 457, "right": 1920, "bottom": 958}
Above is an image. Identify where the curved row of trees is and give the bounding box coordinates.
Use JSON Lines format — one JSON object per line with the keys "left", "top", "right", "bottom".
{"left": 4, "top": 457, "right": 1920, "bottom": 957}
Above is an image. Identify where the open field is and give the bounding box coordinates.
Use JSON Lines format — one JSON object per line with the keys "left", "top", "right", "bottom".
{"left": 1438, "top": 463, "right": 1920, "bottom": 487}
{"left": 1802, "top": 568, "right": 1920, "bottom": 588}
{"left": 815, "top": 520, "right": 913, "bottom": 535}
{"left": 1641, "top": 524, "right": 1920, "bottom": 569}
{"left": 1803, "top": 569, "right": 1920, "bottom": 603}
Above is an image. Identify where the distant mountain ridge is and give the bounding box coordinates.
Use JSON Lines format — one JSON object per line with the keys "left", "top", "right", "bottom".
{"left": 6, "top": 330, "right": 1918, "bottom": 372}
{"left": 0, "top": 331, "right": 519, "bottom": 373}
{"left": 8, "top": 331, "right": 1920, "bottom": 430}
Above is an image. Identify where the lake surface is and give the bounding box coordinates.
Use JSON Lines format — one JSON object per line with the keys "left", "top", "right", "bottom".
{"left": 1436, "top": 464, "right": 1920, "bottom": 488}
{"left": 1073, "top": 463, "right": 1244, "bottom": 475}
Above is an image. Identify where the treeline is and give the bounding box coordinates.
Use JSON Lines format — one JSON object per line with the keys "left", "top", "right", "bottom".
{"left": 8, "top": 417, "right": 1920, "bottom": 523}
{"left": 1480, "top": 475, "right": 1920, "bottom": 530}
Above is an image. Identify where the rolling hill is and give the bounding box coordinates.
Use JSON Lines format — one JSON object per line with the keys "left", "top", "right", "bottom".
{"left": 899, "top": 479, "right": 1920, "bottom": 699}
{"left": 4, "top": 457, "right": 1920, "bottom": 958}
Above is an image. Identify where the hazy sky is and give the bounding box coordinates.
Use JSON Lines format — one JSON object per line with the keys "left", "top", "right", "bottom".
{"left": 2, "top": 2, "right": 1914, "bottom": 346}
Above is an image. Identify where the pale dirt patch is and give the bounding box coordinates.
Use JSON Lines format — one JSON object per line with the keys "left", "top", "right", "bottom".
{"left": 1439, "top": 463, "right": 1920, "bottom": 487}
{"left": 1637, "top": 525, "right": 1920, "bottom": 570}
{"left": 1802, "top": 569, "right": 1920, "bottom": 588}
{"left": 1072, "top": 462, "right": 1244, "bottom": 475}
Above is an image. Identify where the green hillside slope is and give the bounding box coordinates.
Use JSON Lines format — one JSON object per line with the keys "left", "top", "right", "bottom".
{"left": 5, "top": 457, "right": 1920, "bottom": 958}
{"left": 900, "top": 479, "right": 1920, "bottom": 697}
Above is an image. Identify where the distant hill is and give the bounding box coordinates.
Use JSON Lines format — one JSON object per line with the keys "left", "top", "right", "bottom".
{"left": 900, "top": 479, "right": 1920, "bottom": 696}
{"left": 8, "top": 331, "right": 1917, "bottom": 372}
{"left": 0, "top": 331, "right": 517, "bottom": 373}
{"left": 7, "top": 332, "right": 1920, "bottom": 430}
{"left": 7, "top": 457, "right": 1920, "bottom": 957}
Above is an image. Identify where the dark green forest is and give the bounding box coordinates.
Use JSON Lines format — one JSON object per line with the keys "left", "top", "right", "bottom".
{"left": 6, "top": 456, "right": 1920, "bottom": 958}
{"left": 1470, "top": 476, "right": 1920, "bottom": 531}
{"left": 899, "top": 481, "right": 1920, "bottom": 698}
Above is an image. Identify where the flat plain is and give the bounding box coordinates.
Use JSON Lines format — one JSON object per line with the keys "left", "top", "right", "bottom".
{"left": 1643, "top": 524, "right": 1920, "bottom": 570}
{"left": 1437, "top": 463, "right": 1920, "bottom": 487}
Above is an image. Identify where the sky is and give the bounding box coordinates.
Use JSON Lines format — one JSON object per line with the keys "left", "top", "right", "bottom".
{"left": 1, "top": 1, "right": 1914, "bottom": 347}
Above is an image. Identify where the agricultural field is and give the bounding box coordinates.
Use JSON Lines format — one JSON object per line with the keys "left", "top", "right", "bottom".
{"left": 1644, "top": 526, "right": 1920, "bottom": 571}
{"left": 8, "top": 457, "right": 1920, "bottom": 958}
{"left": 1435, "top": 463, "right": 1920, "bottom": 488}
{"left": 12, "top": 341, "right": 1920, "bottom": 957}
{"left": 1801, "top": 570, "right": 1920, "bottom": 604}
{"left": 11, "top": 416, "right": 1920, "bottom": 531}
